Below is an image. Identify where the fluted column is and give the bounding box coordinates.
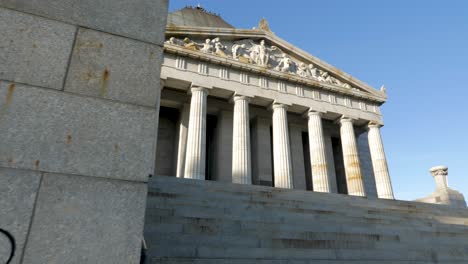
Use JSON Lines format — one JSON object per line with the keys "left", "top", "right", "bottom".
{"left": 184, "top": 86, "right": 209, "bottom": 180}
{"left": 272, "top": 103, "right": 293, "bottom": 188}
{"left": 368, "top": 122, "right": 394, "bottom": 199}
{"left": 307, "top": 111, "right": 331, "bottom": 192}
{"left": 175, "top": 104, "right": 190, "bottom": 178}
{"left": 232, "top": 95, "right": 252, "bottom": 184}
{"left": 339, "top": 117, "right": 366, "bottom": 196}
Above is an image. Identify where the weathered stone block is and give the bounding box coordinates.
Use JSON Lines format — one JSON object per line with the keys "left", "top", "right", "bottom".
{"left": 65, "top": 28, "right": 163, "bottom": 107}
{"left": 22, "top": 173, "right": 147, "bottom": 264}
{"left": 0, "top": 167, "right": 41, "bottom": 264}
{"left": 0, "top": 81, "right": 157, "bottom": 182}
{"left": 0, "top": 7, "right": 76, "bottom": 90}
{"left": 0, "top": 0, "right": 168, "bottom": 45}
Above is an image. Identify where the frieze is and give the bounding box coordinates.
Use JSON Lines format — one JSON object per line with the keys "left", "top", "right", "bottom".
{"left": 165, "top": 36, "right": 359, "bottom": 91}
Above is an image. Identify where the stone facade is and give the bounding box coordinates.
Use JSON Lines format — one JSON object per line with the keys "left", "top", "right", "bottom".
{"left": 156, "top": 7, "right": 394, "bottom": 200}
{"left": 0, "top": 1, "right": 168, "bottom": 263}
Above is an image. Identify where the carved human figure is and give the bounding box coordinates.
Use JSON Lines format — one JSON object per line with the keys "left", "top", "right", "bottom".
{"left": 331, "top": 77, "right": 343, "bottom": 86}
{"left": 183, "top": 37, "right": 199, "bottom": 51}
{"left": 307, "top": 64, "right": 318, "bottom": 79}
{"left": 318, "top": 70, "right": 333, "bottom": 84}
{"left": 274, "top": 53, "right": 294, "bottom": 73}
{"left": 232, "top": 44, "right": 246, "bottom": 59}
{"left": 297, "top": 63, "right": 308, "bottom": 77}
{"left": 200, "top": 38, "right": 214, "bottom": 53}
{"left": 165, "top": 37, "right": 177, "bottom": 45}
{"left": 212, "top": 38, "right": 227, "bottom": 57}
{"left": 249, "top": 39, "right": 276, "bottom": 67}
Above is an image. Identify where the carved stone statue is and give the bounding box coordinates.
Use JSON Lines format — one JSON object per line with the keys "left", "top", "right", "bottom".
{"left": 200, "top": 38, "right": 214, "bottom": 53}
{"left": 231, "top": 43, "right": 251, "bottom": 63}
{"left": 249, "top": 39, "right": 277, "bottom": 67}
{"left": 274, "top": 53, "right": 294, "bottom": 73}
{"left": 331, "top": 77, "right": 343, "bottom": 86}
{"left": 296, "top": 63, "right": 308, "bottom": 77}
{"left": 307, "top": 64, "right": 318, "bottom": 79}
{"left": 212, "top": 38, "right": 227, "bottom": 57}
{"left": 318, "top": 70, "right": 333, "bottom": 84}
{"left": 182, "top": 37, "right": 199, "bottom": 51}
{"left": 165, "top": 37, "right": 178, "bottom": 45}
{"left": 232, "top": 44, "right": 245, "bottom": 59}
{"left": 170, "top": 36, "right": 359, "bottom": 90}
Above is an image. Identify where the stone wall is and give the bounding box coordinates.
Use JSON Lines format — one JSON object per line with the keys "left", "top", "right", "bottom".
{"left": 145, "top": 176, "right": 468, "bottom": 263}
{"left": 0, "top": 1, "right": 168, "bottom": 263}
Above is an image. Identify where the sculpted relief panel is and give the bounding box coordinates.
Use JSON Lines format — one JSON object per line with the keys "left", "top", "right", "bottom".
{"left": 165, "top": 36, "right": 358, "bottom": 91}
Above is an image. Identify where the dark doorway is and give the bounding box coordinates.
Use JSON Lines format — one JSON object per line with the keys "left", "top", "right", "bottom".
{"left": 301, "top": 132, "right": 313, "bottom": 191}
{"left": 205, "top": 114, "right": 218, "bottom": 181}
{"left": 155, "top": 107, "right": 180, "bottom": 177}
{"left": 331, "top": 137, "right": 348, "bottom": 194}
{"left": 270, "top": 125, "right": 274, "bottom": 186}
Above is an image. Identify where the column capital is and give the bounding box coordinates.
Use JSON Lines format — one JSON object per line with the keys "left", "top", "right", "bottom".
{"left": 231, "top": 94, "right": 252, "bottom": 103}
{"left": 368, "top": 121, "right": 383, "bottom": 129}
{"left": 306, "top": 110, "right": 324, "bottom": 118}
{"left": 189, "top": 86, "right": 209, "bottom": 95}
{"left": 270, "top": 102, "right": 289, "bottom": 111}
{"left": 430, "top": 165, "right": 448, "bottom": 177}
{"left": 338, "top": 116, "right": 354, "bottom": 125}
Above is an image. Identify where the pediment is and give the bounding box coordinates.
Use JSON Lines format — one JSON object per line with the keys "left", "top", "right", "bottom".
{"left": 164, "top": 25, "right": 386, "bottom": 102}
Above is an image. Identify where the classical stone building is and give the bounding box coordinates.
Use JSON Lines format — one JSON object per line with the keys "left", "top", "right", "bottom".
{"left": 143, "top": 7, "right": 468, "bottom": 263}
{"left": 156, "top": 6, "right": 393, "bottom": 199}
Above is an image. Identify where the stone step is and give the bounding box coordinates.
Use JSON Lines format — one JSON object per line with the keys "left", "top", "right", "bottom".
{"left": 148, "top": 176, "right": 468, "bottom": 217}
{"left": 146, "top": 197, "right": 468, "bottom": 233}
{"left": 150, "top": 258, "right": 468, "bottom": 264}
{"left": 144, "top": 176, "right": 468, "bottom": 262}
{"left": 146, "top": 244, "right": 468, "bottom": 261}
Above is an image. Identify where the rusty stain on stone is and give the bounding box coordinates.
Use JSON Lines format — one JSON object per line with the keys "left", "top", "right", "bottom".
{"left": 32, "top": 43, "right": 37, "bottom": 48}
{"left": 6, "top": 83, "right": 15, "bottom": 104}
{"left": 34, "top": 160, "right": 40, "bottom": 169}
{"left": 114, "top": 143, "right": 120, "bottom": 152}
{"left": 66, "top": 134, "right": 72, "bottom": 144}
{"left": 100, "top": 68, "right": 110, "bottom": 96}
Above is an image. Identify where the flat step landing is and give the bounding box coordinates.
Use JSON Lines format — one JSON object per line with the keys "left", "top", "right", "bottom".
{"left": 144, "top": 176, "right": 468, "bottom": 264}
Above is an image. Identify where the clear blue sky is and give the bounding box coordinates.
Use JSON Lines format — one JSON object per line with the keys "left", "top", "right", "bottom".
{"left": 169, "top": 1, "right": 468, "bottom": 200}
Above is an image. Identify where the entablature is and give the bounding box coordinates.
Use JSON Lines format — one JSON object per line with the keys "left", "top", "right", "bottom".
{"left": 161, "top": 52, "right": 384, "bottom": 125}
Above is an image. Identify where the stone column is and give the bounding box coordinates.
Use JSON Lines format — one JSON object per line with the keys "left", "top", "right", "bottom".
{"left": 307, "top": 111, "right": 331, "bottom": 193}
{"left": 368, "top": 123, "right": 394, "bottom": 199}
{"left": 430, "top": 165, "right": 449, "bottom": 190}
{"left": 272, "top": 103, "right": 293, "bottom": 188}
{"left": 232, "top": 95, "right": 252, "bottom": 184}
{"left": 339, "top": 117, "right": 366, "bottom": 197}
{"left": 184, "top": 86, "right": 209, "bottom": 180}
{"left": 175, "top": 104, "right": 190, "bottom": 178}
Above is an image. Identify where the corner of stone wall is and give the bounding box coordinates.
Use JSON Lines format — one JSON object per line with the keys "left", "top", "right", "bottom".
{"left": 0, "top": 1, "right": 168, "bottom": 263}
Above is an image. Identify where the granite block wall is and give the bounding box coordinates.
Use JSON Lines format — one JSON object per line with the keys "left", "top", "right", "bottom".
{"left": 0, "top": 1, "right": 168, "bottom": 263}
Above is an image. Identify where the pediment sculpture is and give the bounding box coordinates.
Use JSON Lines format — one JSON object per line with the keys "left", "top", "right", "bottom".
{"left": 165, "top": 36, "right": 358, "bottom": 91}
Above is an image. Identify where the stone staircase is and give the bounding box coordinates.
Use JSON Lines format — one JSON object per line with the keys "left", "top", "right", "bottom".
{"left": 144, "top": 176, "right": 468, "bottom": 263}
